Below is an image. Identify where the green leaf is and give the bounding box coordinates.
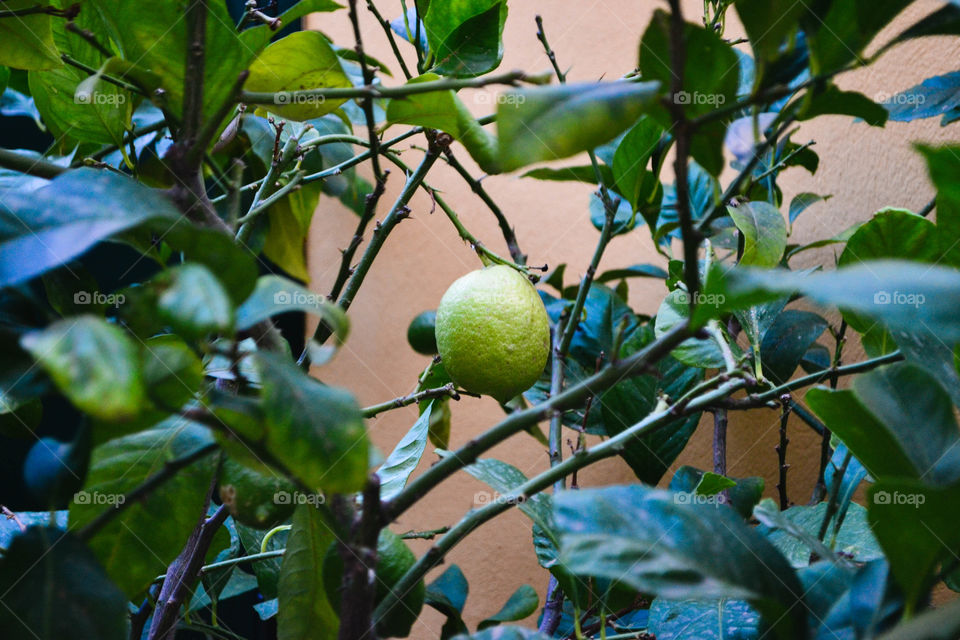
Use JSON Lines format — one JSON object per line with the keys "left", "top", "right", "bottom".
{"left": 236, "top": 522, "right": 287, "bottom": 599}
{"left": 554, "top": 486, "right": 806, "bottom": 639}
{"left": 798, "top": 86, "right": 888, "bottom": 126}
{"left": 601, "top": 326, "right": 704, "bottom": 484}
{"left": 255, "top": 352, "right": 368, "bottom": 493}
{"left": 0, "top": 0, "right": 60, "bottom": 70}
{"left": 595, "top": 263, "right": 668, "bottom": 282}
{"left": 425, "top": 564, "right": 469, "bottom": 638}
{"left": 386, "top": 73, "right": 499, "bottom": 173}
{"left": 868, "top": 479, "right": 960, "bottom": 610}
{"left": 240, "top": 0, "right": 345, "bottom": 50}
{"left": 788, "top": 193, "right": 829, "bottom": 226}
{"left": 718, "top": 261, "right": 960, "bottom": 345}
{"left": 734, "top": 0, "right": 804, "bottom": 67}
{"left": 696, "top": 472, "right": 737, "bottom": 495}
{"left": 236, "top": 275, "right": 350, "bottom": 361}
{"left": 655, "top": 290, "right": 728, "bottom": 368}
{"left": 246, "top": 31, "right": 351, "bottom": 121}
{"left": 264, "top": 183, "right": 322, "bottom": 282}
{"left": 669, "top": 466, "right": 765, "bottom": 520}
{"left": 0, "top": 527, "right": 127, "bottom": 640}
{"left": 758, "top": 310, "right": 828, "bottom": 384}
{"left": 803, "top": 0, "right": 911, "bottom": 74}
{"left": 522, "top": 165, "right": 614, "bottom": 186}
{"left": 423, "top": 0, "right": 507, "bottom": 77}
{"left": 648, "top": 597, "right": 759, "bottom": 640}
{"left": 754, "top": 500, "right": 882, "bottom": 568}
{"left": 155, "top": 264, "right": 234, "bottom": 340}
{"left": 91, "top": 0, "right": 255, "bottom": 123}
{"left": 478, "top": 584, "right": 539, "bottom": 629}
{"left": 588, "top": 189, "right": 636, "bottom": 235}
{"left": 881, "top": 70, "right": 960, "bottom": 124}
{"left": 496, "top": 81, "right": 659, "bottom": 172}
{"left": 806, "top": 363, "right": 960, "bottom": 486}
{"left": 141, "top": 334, "right": 203, "bottom": 410}
{"left": 68, "top": 419, "right": 217, "bottom": 598}
{"left": 728, "top": 202, "right": 787, "bottom": 267}
{"left": 839, "top": 208, "right": 939, "bottom": 266}
{"left": 0, "top": 169, "right": 180, "bottom": 287}
{"left": 377, "top": 402, "right": 433, "bottom": 501}
{"left": 613, "top": 117, "right": 664, "bottom": 211}
{"left": 277, "top": 504, "right": 338, "bottom": 640}
{"left": 21, "top": 316, "right": 145, "bottom": 421}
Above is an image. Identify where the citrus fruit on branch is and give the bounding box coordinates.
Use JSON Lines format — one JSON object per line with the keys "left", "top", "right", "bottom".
{"left": 435, "top": 265, "right": 550, "bottom": 402}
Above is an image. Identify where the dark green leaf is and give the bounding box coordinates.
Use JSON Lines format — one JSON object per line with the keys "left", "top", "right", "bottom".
{"left": 555, "top": 486, "right": 806, "bottom": 639}
{"left": 798, "top": 85, "right": 888, "bottom": 126}
{"left": 0, "top": 0, "right": 60, "bottom": 70}
{"left": 155, "top": 264, "right": 234, "bottom": 340}
{"left": 21, "top": 316, "right": 145, "bottom": 421}
{"left": 237, "top": 275, "right": 349, "bottom": 345}
{"left": 595, "top": 264, "right": 668, "bottom": 282}
{"left": 496, "top": 82, "right": 659, "bottom": 172}
{"left": 759, "top": 310, "right": 828, "bottom": 384}
{"left": 425, "top": 564, "right": 469, "bottom": 638}
{"left": 423, "top": 0, "right": 506, "bottom": 77}
{"left": 655, "top": 290, "right": 728, "bottom": 368}
{"left": 0, "top": 169, "right": 179, "bottom": 287}
{"left": 734, "top": 0, "right": 804, "bottom": 67}
{"left": 669, "top": 466, "right": 765, "bottom": 520}
{"left": 839, "top": 208, "right": 939, "bottom": 266}
{"left": 521, "top": 165, "right": 614, "bottom": 186}
{"left": 788, "top": 192, "right": 829, "bottom": 226}
{"left": 613, "top": 117, "right": 664, "bottom": 211}
{"left": 69, "top": 419, "right": 217, "bottom": 598}
{"left": 882, "top": 70, "right": 960, "bottom": 123}
{"left": 255, "top": 352, "right": 368, "bottom": 493}
{"left": 478, "top": 584, "right": 539, "bottom": 629}
{"left": 264, "top": 183, "right": 322, "bottom": 281}
{"left": 588, "top": 189, "right": 636, "bottom": 235}
{"left": 236, "top": 522, "right": 288, "bottom": 599}
{"left": 277, "top": 504, "right": 338, "bottom": 640}
{"left": 141, "top": 334, "right": 203, "bottom": 410}
{"left": 648, "top": 597, "right": 759, "bottom": 640}
{"left": 803, "top": 0, "right": 911, "bottom": 75}
{"left": 0, "top": 527, "right": 127, "bottom": 640}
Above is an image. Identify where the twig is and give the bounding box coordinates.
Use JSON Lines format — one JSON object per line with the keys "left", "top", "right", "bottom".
{"left": 239, "top": 70, "right": 531, "bottom": 104}
{"left": 347, "top": 0, "right": 386, "bottom": 191}
{"left": 813, "top": 320, "right": 846, "bottom": 502}
{"left": 1, "top": 506, "right": 25, "bottom": 532}
{"left": 365, "top": 0, "right": 414, "bottom": 80}
{"left": 148, "top": 504, "right": 229, "bottom": 640}
{"left": 59, "top": 54, "right": 145, "bottom": 95}
{"left": 400, "top": 526, "right": 450, "bottom": 540}
{"left": 0, "top": 147, "right": 67, "bottom": 179}
{"left": 776, "top": 396, "right": 791, "bottom": 510}
{"left": 362, "top": 383, "right": 462, "bottom": 418}
{"left": 818, "top": 450, "right": 851, "bottom": 541}
{"left": 713, "top": 409, "right": 728, "bottom": 503}
{"left": 380, "top": 322, "right": 691, "bottom": 524}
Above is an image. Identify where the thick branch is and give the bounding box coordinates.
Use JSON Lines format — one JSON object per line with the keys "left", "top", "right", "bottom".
{"left": 0, "top": 147, "right": 67, "bottom": 179}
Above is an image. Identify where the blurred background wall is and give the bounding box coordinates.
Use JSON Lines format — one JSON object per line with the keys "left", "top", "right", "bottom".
{"left": 307, "top": 1, "right": 960, "bottom": 634}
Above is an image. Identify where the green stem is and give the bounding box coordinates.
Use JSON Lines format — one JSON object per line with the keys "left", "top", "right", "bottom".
{"left": 239, "top": 70, "right": 530, "bottom": 104}
{"left": 0, "top": 147, "right": 67, "bottom": 179}
{"left": 362, "top": 383, "right": 459, "bottom": 418}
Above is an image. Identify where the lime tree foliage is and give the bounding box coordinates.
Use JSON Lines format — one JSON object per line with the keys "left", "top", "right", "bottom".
{"left": 4, "top": 0, "right": 960, "bottom": 639}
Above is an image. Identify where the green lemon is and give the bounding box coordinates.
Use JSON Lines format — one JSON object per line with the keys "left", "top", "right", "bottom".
{"left": 406, "top": 310, "right": 439, "bottom": 355}
{"left": 218, "top": 458, "right": 297, "bottom": 529}
{"left": 435, "top": 265, "right": 550, "bottom": 402}
{"left": 323, "top": 529, "right": 425, "bottom": 637}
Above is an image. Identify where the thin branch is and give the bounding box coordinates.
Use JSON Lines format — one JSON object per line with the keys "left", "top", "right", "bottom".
{"left": 365, "top": 0, "right": 414, "bottom": 80}
{"left": 776, "top": 397, "right": 791, "bottom": 510}
{"left": 0, "top": 3, "right": 79, "bottom": 19}
{"left": 347, "top": 0, "right": 386, "bottom": 189}
{"left": 59, "top": 54, "right": 145, "bottom": 95}
{"left": 400, "top": 526, "right": 450, "bottom": 540}
{"left": 380, "top": 321, "right": 691, "bottom": 523}
{"left": 372, "top": 376, "right": 746, "bottom": 626}
{"left": 239, "top": 70, "right": 532, "bottom": 104}
{"left": 362, "top": 383, "right": 461, "bottom": 418}
{"left": 0, "top": 147, "right": 67, "bottom": 179}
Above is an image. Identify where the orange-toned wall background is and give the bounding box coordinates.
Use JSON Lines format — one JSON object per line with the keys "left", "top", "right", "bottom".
{"left": 307, "top": 1, "right": 960, "bottom": 635}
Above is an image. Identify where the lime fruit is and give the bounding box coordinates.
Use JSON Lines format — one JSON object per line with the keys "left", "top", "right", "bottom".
{"left": 435, "top": 265, "right": 550, "bottom": 402}
{"left": 406, "top": 310, "right": 439, "bottom": 355}
{"left": 218, "top": 457, "right": 297, "bottom": 529}
{"left": 323, "top": 529, "right": 425, "bottom": 637}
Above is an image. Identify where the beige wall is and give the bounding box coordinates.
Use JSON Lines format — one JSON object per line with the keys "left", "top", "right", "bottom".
{"left": 307, "top": 2, "right": 960, "bottom": 635}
